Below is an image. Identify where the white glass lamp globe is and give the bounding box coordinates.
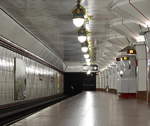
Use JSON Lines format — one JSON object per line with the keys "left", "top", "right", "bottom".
{"left": 84, "top": 54, "right": 89, "bottom": 59}
{"left": 86, "top": 62, "right": 91, "bottom": 66}
{"left": 73, "top": 18, "right": 84, "bottom": 27}
{"left": 86, "top": 58, "right": 91, "bottom": 62}
{"left": 87, "top": 70, "right": 91, "bottom": 75}
{"left": 78, "top": 35, "right": 87, "bottom": 43}
{"left": 81, "top": 47, "right": 88, "bottom": 53}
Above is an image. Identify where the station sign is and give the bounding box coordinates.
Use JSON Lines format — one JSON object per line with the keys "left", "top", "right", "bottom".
{"left": 127, "top": 49, "right": 136, "bottom": 54}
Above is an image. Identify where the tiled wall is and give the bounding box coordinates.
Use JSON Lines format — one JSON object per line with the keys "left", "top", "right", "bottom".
{"left": 97, "top": 68, "right": 119, "bottom": 90}
{"left": 0, "top": 46, "right": 64, "bottom": 105}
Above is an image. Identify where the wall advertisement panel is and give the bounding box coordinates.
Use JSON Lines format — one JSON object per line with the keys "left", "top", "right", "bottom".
{"left": 14, "top": 58, "right": 26, "bottom": 100}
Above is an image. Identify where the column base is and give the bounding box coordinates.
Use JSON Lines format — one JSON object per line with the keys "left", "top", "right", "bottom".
{"left": 148, "top": 92, "right": 150, "bottom": 104}
{"left": 137, "top": 91, "right": 147, "bottom": 101}
{"left": 108, "top": 89, "right": 117, "bottom": 94}
{"left": 96, "top": 88, "right": 106, "bottom": 92}
{"left": 119, "top": 93, "right": 136, "bottom": 99}
{"left": 96, "top": 88, "right": 117, "bottom": 94}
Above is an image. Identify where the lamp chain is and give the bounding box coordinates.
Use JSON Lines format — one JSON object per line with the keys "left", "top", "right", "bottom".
{"left": 77, "top": 0, "right": 83, "bottom": 8}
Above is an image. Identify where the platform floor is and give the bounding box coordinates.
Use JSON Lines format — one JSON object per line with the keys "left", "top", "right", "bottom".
{"left": 10, "top": 92, "right": 150, "bottom": 126}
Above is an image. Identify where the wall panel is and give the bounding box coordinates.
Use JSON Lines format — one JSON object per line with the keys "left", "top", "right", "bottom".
{"left": 0, "top": 45, "right": 64, "bottom": 105}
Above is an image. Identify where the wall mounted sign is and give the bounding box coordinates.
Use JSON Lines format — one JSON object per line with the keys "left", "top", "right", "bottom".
{"left": 127, "top": 49, "right": 136, "bottom": 54}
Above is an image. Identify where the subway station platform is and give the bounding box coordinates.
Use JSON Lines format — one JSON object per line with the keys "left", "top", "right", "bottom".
{"left": 1, "top": 0, "right": 150, "bottom": 126}
{"left": 10, "top": 92, "right": 150, "bottom": 126}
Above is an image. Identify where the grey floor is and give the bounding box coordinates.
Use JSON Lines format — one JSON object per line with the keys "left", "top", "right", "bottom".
{"left": 10, "top": 92, "right": 150, "bottom": 126}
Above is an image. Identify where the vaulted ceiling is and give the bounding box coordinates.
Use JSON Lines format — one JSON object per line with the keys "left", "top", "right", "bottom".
{"left": 0, "top": 0, "right": 150, "bottom": 70}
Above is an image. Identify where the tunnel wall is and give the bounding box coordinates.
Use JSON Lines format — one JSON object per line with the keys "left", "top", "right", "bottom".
{"left": 97, "top": 55, "right": 137, "bottom": 95}
{"left": 97, "top": 69, "right": 119, "bottom": 93}
{"left": 64, "top": 72, "right": 96, "bottom": 95}
{"left": 0, "top": 44, "right": 64, "bottom": 105}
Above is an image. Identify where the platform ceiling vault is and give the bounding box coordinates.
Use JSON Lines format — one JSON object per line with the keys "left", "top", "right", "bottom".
{"left": 0, "top": 0, "right": 150, "bottom": 70}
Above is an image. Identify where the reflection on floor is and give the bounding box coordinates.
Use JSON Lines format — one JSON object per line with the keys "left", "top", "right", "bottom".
{"left": 10, "top": 92, "right": 150, "bottom": 126}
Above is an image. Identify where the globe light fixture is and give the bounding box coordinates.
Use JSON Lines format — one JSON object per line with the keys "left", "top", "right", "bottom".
{"left": 120, "top": 70, "right": 123, "bottom": 76}
{"left": 83, "top": 66, "right": 88, "bottom": 71}
{"left": 86, "top": 58, "right": 91, "bottom": 62}
{"left": 81, "top": 47, "right": 88, "bottom": 53}
{"left": 83, "top": 64, "right": 89, "bottom": 71}
{"left": 73, "top": 18, "right": 85, "bottom": 28}
{"left": 87, "top": 70, "right": 91, "bottom": 75}
{"left": 86, "top": 61, "right": 91, "bottom": 66}
{"left": 81, "top": 42, "right": 88, "bottom": 53}
{"left": 72, "top": 0, "right": 86, "bottom": 27}
{"left": 91, "top": 64, "right": 98, "bottom": 71}
{"left": 78, "top": 26, "right": 87, "bottom": 43}
{"left": 78, "top": 36, "right": 87, "bottom": 43}
{"left": 94, "top": 66, "right": 97, "bottom": 70}
{"left": 84, "top": 53, "right": 89, "bottom": 59}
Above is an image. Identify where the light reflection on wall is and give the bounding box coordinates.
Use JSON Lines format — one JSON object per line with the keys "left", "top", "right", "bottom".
{"left": 0, "top": 58, "right": 54, "bottom": 75}
{"left": 26, "top": 66, "right": 54, "bottom": 75}
{"left": 0, "top": 59, "right": 13, "bottom": 67}
{"left": 80, "top": 92, "right": 95, "bottom": 126}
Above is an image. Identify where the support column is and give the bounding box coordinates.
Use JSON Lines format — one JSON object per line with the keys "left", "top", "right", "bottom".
{"left": 136, "top": 43, "right": 147, "bottom": 101}
{"left": 101, "top": 71, "right": 105, "bottom": 90}
{"left": 108, "top": 68, "right": 117, "bottom": 94}
{"left": 104, "top": 70, "right": 109, "bottom": 92}
{"left": 145, "top": 32, "right": 150, "bottom": 103}
{"left": 96, "top": 73, "right": 100, "bottom": 90}
{"left": 96, "top": 71, "right": 105, "bottom": 91}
